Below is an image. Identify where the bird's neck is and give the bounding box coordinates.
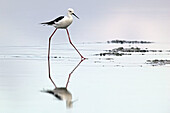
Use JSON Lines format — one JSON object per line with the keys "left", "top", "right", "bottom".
{"left": 67, "top": 13, "right": 72, "bottom": 18}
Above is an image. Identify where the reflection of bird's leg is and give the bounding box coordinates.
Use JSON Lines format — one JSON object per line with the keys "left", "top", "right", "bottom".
{"left": 66, "top": 59, "right": 85, "bottom": 88}
{"left": 48, "top": 28, "right": 57, "bottom": 88}
{"left": 66, "top": 28, "right": 86, "bottom": 60}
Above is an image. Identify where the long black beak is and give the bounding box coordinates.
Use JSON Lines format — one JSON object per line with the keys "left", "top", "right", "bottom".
{"left": 73, "top": 13, "right": 79, "bottom": 19}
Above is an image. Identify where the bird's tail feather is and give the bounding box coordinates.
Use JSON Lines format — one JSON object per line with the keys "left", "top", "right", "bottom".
{"left": 40, "top": 21, "right": 54, "bottom": 25}
{"left": 41, "top": 89, "right": 54, "bottom": 94}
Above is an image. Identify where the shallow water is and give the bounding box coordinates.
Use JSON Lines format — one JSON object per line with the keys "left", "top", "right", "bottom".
{"left": 0, "top": 42, "right": 170, "bottom": 113}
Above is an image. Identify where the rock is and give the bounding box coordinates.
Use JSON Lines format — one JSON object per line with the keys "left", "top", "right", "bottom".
{"left": 146, "top": 59, "right": 170, "bottom": 66}
{"left": 107, "top": 40, "right": 153, "bottom": 44}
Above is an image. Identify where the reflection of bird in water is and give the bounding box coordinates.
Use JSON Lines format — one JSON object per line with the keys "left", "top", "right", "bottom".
{"left": 42, "top": 87, "right": 73, "bottom": 108}
{"left": 42, "top": 59, "right": 85, "bottom": 108}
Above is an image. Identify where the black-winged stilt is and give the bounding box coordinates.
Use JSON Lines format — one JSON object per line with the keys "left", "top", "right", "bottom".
{"left": 41, "top": 8, "right": 85, "bottom": 88}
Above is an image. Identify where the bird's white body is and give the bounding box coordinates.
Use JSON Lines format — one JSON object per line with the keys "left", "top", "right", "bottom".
{"left": 54, "top": 15, "right": 73, "bottom": 28}
{"left": 53, "top": 87, "right": 72, "bottom": 101}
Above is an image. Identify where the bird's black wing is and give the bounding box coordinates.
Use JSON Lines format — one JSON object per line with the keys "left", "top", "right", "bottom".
{"left": 54, "top": 94, "right": 62, "bottom": 100}
{"left": 41, "top": 16, "right": 64, "bottom": 25}
{"left": 42, "top": 89, "right": 62, "bottom": 100}
{"left": 54, "top": 16, "right": 64, "bottom": 22}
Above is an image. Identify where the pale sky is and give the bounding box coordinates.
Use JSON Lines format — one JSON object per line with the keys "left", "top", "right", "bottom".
{"left": 0, "top": 0, "right": 170, "bottom": 46}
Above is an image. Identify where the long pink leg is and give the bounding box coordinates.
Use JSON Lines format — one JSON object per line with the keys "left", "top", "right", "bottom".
{"left": 66, "top": 58, "right": 85, "bottom": 88}
{"left": 48, "top": 28, "right": 57, "bottom": 88}
{"left": 66, "top": 28, "right": 86, "bottom": 60}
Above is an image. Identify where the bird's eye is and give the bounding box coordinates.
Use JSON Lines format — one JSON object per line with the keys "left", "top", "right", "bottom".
{"left": 69, "top": 11, "right": 72, "bottom": 12}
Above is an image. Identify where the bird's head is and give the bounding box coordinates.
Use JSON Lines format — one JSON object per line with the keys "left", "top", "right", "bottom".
{"left": 68, "top": 8, "right": 79, "bottom": 19}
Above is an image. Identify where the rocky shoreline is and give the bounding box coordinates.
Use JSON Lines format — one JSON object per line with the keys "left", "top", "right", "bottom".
{"left": 97, "top": 47, "right": 169, "bottom": 56}
{"left": 107, "top": 40, "right": 153, "bottom": 44}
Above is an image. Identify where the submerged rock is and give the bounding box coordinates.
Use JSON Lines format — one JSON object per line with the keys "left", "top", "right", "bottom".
{"left": 96, "top": 46, "right": 170, "bottom": 56}
{"left": 146, "top": 59, "right": 170, "bottom": 66}
{"left": 97, "top": 47, "right": 149, "bottom": 56}
{"left": 107, "top": 40, "right": 153, "bottom": 44}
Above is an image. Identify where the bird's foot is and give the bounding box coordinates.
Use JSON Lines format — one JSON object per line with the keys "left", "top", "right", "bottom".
{"left": 81, "top": 56, "right": 87, "bottom": 60}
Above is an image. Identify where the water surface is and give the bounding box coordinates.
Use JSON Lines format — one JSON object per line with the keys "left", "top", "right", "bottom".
{"left": 0, "top": 42, "right": 170, "bottom": 113}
